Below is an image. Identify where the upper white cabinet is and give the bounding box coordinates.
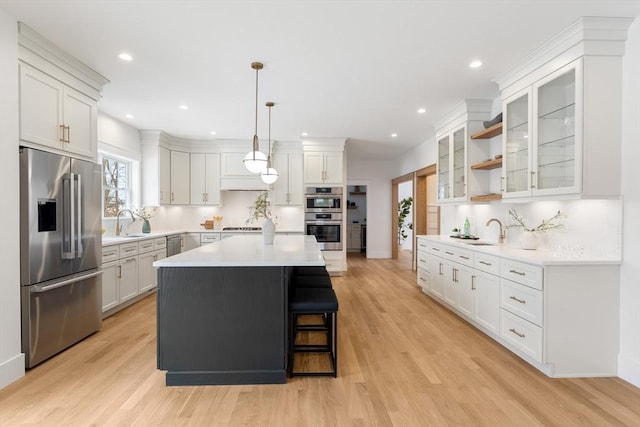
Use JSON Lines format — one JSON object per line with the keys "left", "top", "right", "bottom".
{"left": 496, "top": 17, "right": 633, "bottom": 200}
{"left": 158, "top": 146, "right": 171, "bottom": 204}
{"left": 170, "top": 151, "right": 190, "bottom": 204}
{"left": 435, "top": 100, "right": 492, "bottom": 204}
{"left": 502, "top": 60, "right": 581, "bottom": 198}
{"left": 190, "top": 153, "right": 221, "bottom": 206}
{"left": 272, "top": 146, "right": 303, "bottom": 206}
{"left": 17, "top": 24, "right": 108, "bottom": 161}
{"left": 303, "top": 151, "right": 343, "bottom": 184}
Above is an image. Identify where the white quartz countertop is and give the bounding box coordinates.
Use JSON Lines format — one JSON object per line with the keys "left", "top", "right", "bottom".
{"left": 153, "top": 235, "right": 325, "bottom": 267}
{"left": 102, "top": 231, "right": 180, "bottom": 246}
{"left": 417, "top": 235, "right": 621, "bottom": 266}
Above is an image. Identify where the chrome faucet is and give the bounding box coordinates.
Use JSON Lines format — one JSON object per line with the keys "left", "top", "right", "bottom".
{"left": 115, "top": 209, "right": 136, "bottom": 236}
{"left": 486, "top": 218, "right": 505, "bottom": 243}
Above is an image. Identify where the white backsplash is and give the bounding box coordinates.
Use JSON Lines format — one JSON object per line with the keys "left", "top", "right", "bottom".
{"left": 440, "top": 199, "right": 622, "bottom": 259}
{"left": 104, "top": 191, "right": 304, "bottom": 235}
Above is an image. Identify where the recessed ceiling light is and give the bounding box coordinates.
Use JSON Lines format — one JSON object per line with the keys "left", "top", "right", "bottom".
{"left": 179, "top": 105, "right": 189, "bottom": 110}
{"left": 417, "top": 108, "right": 426, "bottom": 114}
{"left": 125, "top": 114, "right": 134, "bottom": 119}
{"left": 469, "top": 60, "right": 483, "bottom": 68}
{"left": 391, "top": 133, "right": 398, "bottom": 138}
{"left": 301, "top": 132, "right": 308, "bottom": 137}
{"left": 210, "top": 131, "right": 217, "bottom": 135}
{"left": 118, "top": 53, "right": 133, "bottom": 61}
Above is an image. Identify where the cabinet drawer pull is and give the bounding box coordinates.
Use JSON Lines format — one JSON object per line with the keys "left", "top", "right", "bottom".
{"left": 459, "top": 255, "right": 470, "bottom": 260}
{"left": 419, "top": 244, "right": 426, "bottom": 248}
{"left": 123, "top": 258, "right": 136, "bottom": 264}
{"left": 509, "top": 269, "right": 526, "bottom": 276}
{"left": 509, "top": 328, "right": 525, "bottom": 338}
{"left": 445, "top": 251, "right": 454, "bottom": 256}
{"left": 432, "top": 248, "right": 440, "bottom": 252}
{"left": 509, "top": 296, "right": 526, "bottom": 304}
{"left": 479, "top": 260, "right": 492, "bottom": 266}
{"left": 419, "top": 277, "right": 426, "bottom": 283}
{"left": 419, "top": 258, "right": 426, "bottom": 263}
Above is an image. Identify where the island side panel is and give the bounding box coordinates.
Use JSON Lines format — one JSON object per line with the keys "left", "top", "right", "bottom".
{"left": 157, "top": 266, "right": 287, "bottom": 385}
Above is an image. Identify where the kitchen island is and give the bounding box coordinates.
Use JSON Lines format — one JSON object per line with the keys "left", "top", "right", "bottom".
{"left": 153, "top": 235, "right": 324, "bottom": 385}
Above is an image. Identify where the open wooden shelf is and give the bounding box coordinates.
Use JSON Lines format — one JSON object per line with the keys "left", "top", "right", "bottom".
{"left": 470, "top": 193, "right": 502, "bottom": 202}
{"left": 471, "top": 122, "right": 503, "bottom": 139}
{"left": 471, "top": 157, "right": 502, "bottom": 170}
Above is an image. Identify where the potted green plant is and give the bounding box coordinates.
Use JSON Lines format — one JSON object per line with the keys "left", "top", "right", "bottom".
{"left": 247, "top": 191, "right": 275, "bottom": 244}
{"left": 398, "top": 196, "right": 413, "bottom": 246}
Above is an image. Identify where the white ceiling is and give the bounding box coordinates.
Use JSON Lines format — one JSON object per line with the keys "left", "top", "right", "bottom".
{"left": 2, "top": 1, "right": 639, "bottom": 160}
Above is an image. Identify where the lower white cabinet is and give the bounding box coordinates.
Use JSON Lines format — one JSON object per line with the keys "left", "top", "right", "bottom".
{"left": 347, "top": 224, "right": 361, "bottom": 252}
{"left": 182, "top": 233, "right": 200, "bottom": 251}
{"left": 416, "top": 236, "right": 620, "bottom": 377}
{"left": 102, "top": 237, "right": 167, "bottom": 317}
{"left": 322, "top": 250, "right": 344, "bottom": 275}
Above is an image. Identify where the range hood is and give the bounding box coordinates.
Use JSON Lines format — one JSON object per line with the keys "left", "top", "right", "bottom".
{"left": 220, "top": 176, "right": 268, "bottom": 191}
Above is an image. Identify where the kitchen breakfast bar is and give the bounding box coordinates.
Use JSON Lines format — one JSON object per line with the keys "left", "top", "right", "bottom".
{"left": 153, "top": 235, "right": 325, "bottom": 385}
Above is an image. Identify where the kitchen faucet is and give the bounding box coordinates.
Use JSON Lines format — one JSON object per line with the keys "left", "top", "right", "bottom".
{"left": 486, "top": 218, "right": 505, "bottom": 243}
{"left": 115, "top": 209, "right": 136, "bottom": 236}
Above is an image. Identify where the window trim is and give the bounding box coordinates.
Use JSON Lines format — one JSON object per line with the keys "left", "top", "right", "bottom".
{"left": 100, "top": 152, "right": 133, "bottom": 218}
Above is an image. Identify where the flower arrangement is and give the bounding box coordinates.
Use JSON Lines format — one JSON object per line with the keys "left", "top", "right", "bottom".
{"left": 133, "top": 206, "right": 157, "bottom": 221}
{"left": 506, "top": 208, "right": 564, "bottom": 232}
{"left": 246, "top": 191, "right": 271, "bottom": 223}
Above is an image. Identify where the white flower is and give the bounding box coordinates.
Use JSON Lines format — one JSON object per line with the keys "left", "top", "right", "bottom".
{"left": 506, "top": 208, "right": 564, "bottom": 232}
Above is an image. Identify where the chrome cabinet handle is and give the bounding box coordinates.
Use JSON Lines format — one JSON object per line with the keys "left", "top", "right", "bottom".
{"left": 117, "top": 265, "right": 122, "bottom": 279}
{"left": 459, "top": 255, "right": 470, "bottom": 260}
{"left": 445, "top": 251, "right": 454, "bottom": 256}
{"left": 509, "top": 328, "right": 525, "bottom": 338}
{"left": 509, "top": 269, "right": 526, "bottom": 276}
{"left": 479, "top": 260, "right": 492, "bottom": 266}
{"left": 432, "top": 248, "right": 440, "bottom": 252}
{"left": 530, "top": 171, "right": 536, "bottom": 189}
{"left": 509, "top": 296, "right": 526, "bottom": 304}
{"left": 471, "top": 275, "right": 476, "bottom": 290}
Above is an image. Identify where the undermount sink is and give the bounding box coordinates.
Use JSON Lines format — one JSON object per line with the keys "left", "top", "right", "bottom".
{"left": 462, "top": 241, "right": 496, "bottom": 246}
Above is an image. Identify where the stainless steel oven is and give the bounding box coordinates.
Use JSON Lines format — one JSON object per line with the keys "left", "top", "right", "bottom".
{"left": 305, "top": 212, "right": 343, "bottom": 251}
{"left": 305, "top": 187, "right": 343, "bottom": 213}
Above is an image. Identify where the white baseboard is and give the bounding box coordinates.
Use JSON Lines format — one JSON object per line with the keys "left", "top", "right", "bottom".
{"left": 618, "top": 352, "right": 640, "bottom": 388}
{"left": 0, "top": 353, "right": 25, "bottom": 390}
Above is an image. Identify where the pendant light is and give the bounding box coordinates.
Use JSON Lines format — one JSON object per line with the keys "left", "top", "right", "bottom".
{"left": 243, "top": 62, "right": 268, "bottom": 173}
{"left": 261, "top": 102, "right": 279, "bottom": 184}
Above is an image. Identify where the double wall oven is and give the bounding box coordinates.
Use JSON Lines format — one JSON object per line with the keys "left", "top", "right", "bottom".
{"left": 305, "top": 187, "right": 343, "bottom": 251}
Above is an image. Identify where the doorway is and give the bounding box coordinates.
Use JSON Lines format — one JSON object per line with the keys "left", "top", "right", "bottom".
{"left": 346, "top": 184, "right": 367, "bottom": 257}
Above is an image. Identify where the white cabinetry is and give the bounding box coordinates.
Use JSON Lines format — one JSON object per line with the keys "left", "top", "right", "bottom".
{"left": 118, "top": 242, "right": 139, "bottom": 303}
{"left": 220, "top": 152, "right": 268, "bottom": 191}
{"left": 435, "top": 100, "right": 492, "bottom": 203}
{"left": 496, "top": 17, "right": 631, "bottom": 199}
{"left": 190, "top": 153, "right": 221, "bottom": 205}
{"left": 138, "top": 238, "right": 167, "bottom": 293}
{"left": 272, "top": 152, "right": 303, "bottom": 206}
{"left": 17, "top": 23, "right": 107, "bottom": 161}
{"left": 322, "top": 250, "right": 344, "bottom": 275}
{"left": 303, "top": 151, "right": 343, "bottom": 185}
{"left": 347, "top": 224, "right": 361, "bottom": 252}
{"left": 158, "top": 146, "right": 171, "bottom": 204}
{"left": 170, "top": 151, "right": 190, "bottom": 205}
{"left": 200, "top": 233, "right": 221, "bottom": 245}
{"left": 416, "top": 236, "right": 619, "bottom": 377}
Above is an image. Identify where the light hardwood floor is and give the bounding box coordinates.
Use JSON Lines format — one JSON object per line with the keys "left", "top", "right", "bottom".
{"left": 1, "top": 254, "right": 639, "bottom": 426}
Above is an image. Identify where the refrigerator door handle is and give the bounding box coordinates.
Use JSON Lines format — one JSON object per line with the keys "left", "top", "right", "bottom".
{"left": 61, "top": 172, "right": 75, "bottom": 259}
{"left": 75, "top": 173, "right": 83, "bottom": 258}
{"left": 31, "top": 270, "right": 103, "bottom": 293}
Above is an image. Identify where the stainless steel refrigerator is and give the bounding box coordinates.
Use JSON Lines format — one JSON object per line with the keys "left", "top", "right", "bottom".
{"left": 20, "top": 147, "right": 102, "bottom": 368}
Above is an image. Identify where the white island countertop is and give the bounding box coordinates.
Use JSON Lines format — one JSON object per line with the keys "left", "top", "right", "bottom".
{"left": 153, "top": 235, "right": 325, "bottom": 267}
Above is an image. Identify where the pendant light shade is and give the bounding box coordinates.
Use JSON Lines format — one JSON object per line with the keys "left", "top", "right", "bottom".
{"left": 243, "top": 62, "right": 267, "bottom": 173}
{"left": 261, "top": 101, "right": 279, "bottom": 184}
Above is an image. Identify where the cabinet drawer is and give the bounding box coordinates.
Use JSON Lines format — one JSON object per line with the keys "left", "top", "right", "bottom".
{"left": 439, "top": 245, "right": 474, "bottom": 267}
{"left": 500, "top": 309, "right": 543, "bottom": 362}
{"left": 138, "top": 239, "right": 155, "bottom": 254}
{"left": 475, "top": 253, "right": 500, "bottom": 275}
{"left": 154, "top": 237, "right": 167, "bottom": 250}
{"left": 417, "top": 268, "right": 429, "bottom": 290}
{"left": 416, "top": 251, "right": 429, "bottom": 272}
{"left": 201, "top": 233, "right": 220, "bottom": 244}
{"left": 500, "top": 259, "right": 542, "bottom": 290}
{"left": 119, "top": 242, "right": 139, "bottom": 257}
{"left": 500, "top": 279, "right": 543, "bottom": 326}
{"left": 101, "top": 246, "right": 119, "bottom": 264}
{"left": 416, "top": 238, "right": 429, "bottom": 253}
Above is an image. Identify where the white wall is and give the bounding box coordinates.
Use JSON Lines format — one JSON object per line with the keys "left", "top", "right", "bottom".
{"left": 0, "top": 10, "right": 24, "bottom": 389}
{"left": 347, "top": 158, "right": 394, "bottom": 258}
{"left": 620, "top": 16, "right": 640, "bottom": 387}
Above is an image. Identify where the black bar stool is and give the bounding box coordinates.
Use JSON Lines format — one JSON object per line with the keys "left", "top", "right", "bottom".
{"left": 288, "top": 287, "right": 338, "bottom": 377}
{"left": 291, "top": 269, "right": 333, "bottom": 331}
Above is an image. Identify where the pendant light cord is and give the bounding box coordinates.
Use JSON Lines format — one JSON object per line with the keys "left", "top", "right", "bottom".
{"left": 253, "top": 66, "right": 259, "bottom": 155}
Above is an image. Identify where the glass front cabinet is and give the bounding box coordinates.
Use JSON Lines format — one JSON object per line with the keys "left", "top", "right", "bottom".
{"left": 436, "top": 100, "right": 492, "bottom": 204}
{"left": 437, "top": 126, "right": 468, "bottom": 203}
{"left": 503, "top": 59, "right": 584, "bottom": 199}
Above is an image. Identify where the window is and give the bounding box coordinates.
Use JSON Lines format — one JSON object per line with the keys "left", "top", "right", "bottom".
{"left": 102, "top": 155, "right": 131, "bottom": 217}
